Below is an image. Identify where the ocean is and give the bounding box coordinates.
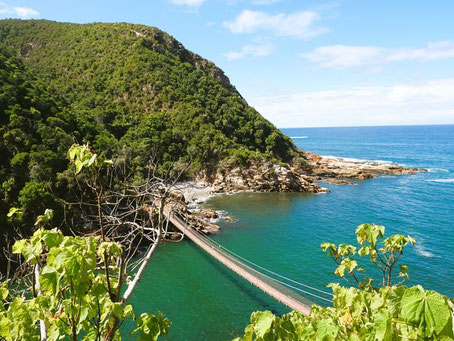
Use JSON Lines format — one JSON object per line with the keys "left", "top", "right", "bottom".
{"left": 127, "top": 125, "right": 454, "bottom": 340}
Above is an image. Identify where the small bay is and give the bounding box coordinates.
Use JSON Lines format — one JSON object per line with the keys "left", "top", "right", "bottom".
{"left": 128, "top": 125, "right": 454, "bottom": 340}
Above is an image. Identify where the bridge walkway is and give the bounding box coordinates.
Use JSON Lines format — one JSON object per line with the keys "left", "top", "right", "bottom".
{"left": 164, "top": 206, "right": 333, "bottom": 315}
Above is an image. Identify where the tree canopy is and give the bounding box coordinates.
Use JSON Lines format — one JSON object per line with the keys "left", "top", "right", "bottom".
{"left": 0, "top": 20, "right": 299, "bottom": 264}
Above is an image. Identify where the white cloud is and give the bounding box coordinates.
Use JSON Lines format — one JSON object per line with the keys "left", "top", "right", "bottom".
{"left": 252, "top": 0, "right": 283, "bottom": 5}
{"left": 303, "top": 45, "right": 385, "bottom": 69}
{"left": 303, "top": 41, "right": 454, "bottom": 69}
{"left": 13, "top": 6, "right": 39, "bottom": 19}
{"left": 223, "top": 9, "right": 327, "bottom": 39}
{"left": 249, "top": 79, "right": 454, "bottom": 127}
{"left": 168, "top": 0, "right": 205, "bottom": 8}
{"left": 225, "top": 43, "right": 273, "bottom": 60}
{"left": 0, "top": 2, "right": 39, "bottom": 19}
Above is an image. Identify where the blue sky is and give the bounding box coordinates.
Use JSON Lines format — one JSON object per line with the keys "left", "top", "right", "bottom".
{"left": 1, "top": 0, "right": 454, "bottom": 127}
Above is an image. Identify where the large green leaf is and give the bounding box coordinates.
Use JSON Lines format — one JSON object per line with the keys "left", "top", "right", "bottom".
{"left": 42, "top": 230, "right": 64, "bottom": 248}
{"left": 251, "top": 310, "right": 275, "bottom": 339}
{"left": 40, "top": 265, "right": 59, "bottom": 294}
{"left": 400, "top": 286, "right": 451, "bottom": 337}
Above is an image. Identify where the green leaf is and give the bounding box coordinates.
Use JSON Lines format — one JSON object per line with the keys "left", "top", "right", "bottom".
{"left": 75, "top": 159, "right": 84, "bottom": 174}
{"left": 315, "top": 318, "right": 338, "bottom": 341}
{"left": 42, "top": 229, "right": 64, "bottom": 248}
{"left": 7, "top": 207, "right": 23, "bottom": 218}
{"left": 358, "top": 246, "right": 370, "bottom": 256}
{"left": 321, "top": 243, "right": 336, "bottom": 252}
{"left": 131, "top": 311, "right": 170, "bottom": 341}
{"left": 251, "top": 310, "right": 274, "bottom": 339}
{"left": 123, "top": 304, "right": 133, "bottom": 318}
{"left": 387, "top": 285, "right": 406, "bottom": 315}
{"left": 399, "top": 264, "right": 409, "bottom": 273}
{"left": 112, "top": 302, "right": 124, "bottom": 319}
{"left": 375, "top": 308, "right": 392, "bottom": 341}
{"left": 34, "top": 208, "right": 54, "bottom": 226}
{"left": 46, "top": 323, "right": 61, "bottom": 341}
{"left": 12, "top": 239, "right": 27, "bottom": 255}
{"left": 22, "top": 239, "right": 42, "bottom": 263}
{"left": 67, "top": 144, "right": 79, "bottom": 161}
{"left": 356, "top": 223, "right": 385, "bottom": 247}
{"left": 335, "top": 264, "right": 346, "bottom": 277}
{"left": 400, "top": 285, "right": 451, "bottom": 337}
{"left": 338, "top": 244, "right": 356, "bottom": 256}
{"left": 0, "top": 316, "right": 12, "bottom": 339}
{"left": 97, "top": 242, "right": 123, "bottom": 259}
{"left": 87, "top": 153, "right": 97, "bottom": 167}
{"left": 40, "top": 265, "right": 59, "bottom": 294}
{"left": 0, "top": 286, "right": 8, "bottom": 301}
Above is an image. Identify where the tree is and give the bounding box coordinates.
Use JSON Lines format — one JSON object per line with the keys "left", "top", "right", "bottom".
{"left": 235, "top": 224, "right": 454, "bottom": 340}
{"left": 1, "top": 227, "right": 170, "bottom": 340}
{"left": 0, "top": 144, "right": 188, "bottom": 340}
{"left": 321, "top": 223, "right": 415, "bottom": 289}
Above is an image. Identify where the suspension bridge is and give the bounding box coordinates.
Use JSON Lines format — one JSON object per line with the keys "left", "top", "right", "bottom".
{"left": 163, "top": 206, "right": 332, "bottom": 315}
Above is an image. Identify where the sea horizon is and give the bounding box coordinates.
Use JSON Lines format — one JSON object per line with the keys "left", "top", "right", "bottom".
{"left": 279, "top": 122, "right": 454, "bottom": 130}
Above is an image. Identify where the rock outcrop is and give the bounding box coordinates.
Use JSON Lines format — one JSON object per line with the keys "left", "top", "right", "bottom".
{"left": 196, "top": 161, "right": 329, "bottom": 194}
{"left": 305, "top": 152, "right": 427, "bottom": 180}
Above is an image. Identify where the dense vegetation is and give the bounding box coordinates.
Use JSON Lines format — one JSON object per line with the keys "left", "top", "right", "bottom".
{"left": 0, "top": 19, "right": 298, "bottom": 264}
{"left": 0, "top": 45, "right": 73, "bottom": 254}
{"left": 0, "top": 19, "right": 296, "bottom": 170}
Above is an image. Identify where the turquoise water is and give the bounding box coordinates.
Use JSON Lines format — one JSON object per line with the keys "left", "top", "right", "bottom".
{"left": 128, "top": 125, "right": 454, "bottom": 340}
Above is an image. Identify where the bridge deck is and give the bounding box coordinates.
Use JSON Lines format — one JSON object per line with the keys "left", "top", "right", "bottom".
{"left": 164, "top": 207, "right": 311, "bottom": 315}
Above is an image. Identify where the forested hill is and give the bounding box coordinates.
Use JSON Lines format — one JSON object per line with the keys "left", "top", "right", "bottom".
{"left": 0, "top": 19, "right": 297, "bottom": 171}
{"left": 0, "top": 20, "right": 302, "bottom": 263}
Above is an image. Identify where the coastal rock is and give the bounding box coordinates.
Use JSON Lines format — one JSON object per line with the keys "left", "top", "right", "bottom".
{"left": 198, "top": 209, "right": 218, "bottom": 219}
{"left": 187, "top": 151, "right": 423, "bottom": 201}
{"left": 305, "top": 152, "right": 427, "bottom": 180}
{"left": 326, "top": 178, "right": 355, "bottom": 185}
{"left": 202, "top": 161, "right": 329, "bottom": 195}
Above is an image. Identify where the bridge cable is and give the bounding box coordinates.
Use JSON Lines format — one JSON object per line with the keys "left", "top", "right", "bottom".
{"left": 190, "top": 227, "right": 333, "bottom": 303}
{"left": 195, "top": 228, "right": 333, "bottom": 297}
{"left": 195, "top": 230, "right": 333, "bottom": 303}
{"left": 171, "top": 211, "right": 333, "bottom": 302}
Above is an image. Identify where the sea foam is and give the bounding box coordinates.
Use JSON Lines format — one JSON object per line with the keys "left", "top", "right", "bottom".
{"left": 426, "top": 178, "right": 454, "bottom": 183}
{"left": 321, "top": 155, "right": 393, "bottom": 164}
{"left": 427, "top": 168, "right": 449, "bottom": 173}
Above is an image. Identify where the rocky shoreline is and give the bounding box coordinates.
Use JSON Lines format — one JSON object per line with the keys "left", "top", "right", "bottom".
{"left": 305, "top": 152, "right": 427, "bottom": 183}
{"left": 190, "top": 152, "right": 427, "bottom": 195}
{"left": 170, "top": 153, "right": 427, "bottom": 233}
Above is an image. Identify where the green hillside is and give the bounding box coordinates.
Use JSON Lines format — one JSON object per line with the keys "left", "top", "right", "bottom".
{"left": 0, "top": 20, "right": 302, "bottom": 266}
{"left": 0, "top": 20, "right": 297, "bottom": 171}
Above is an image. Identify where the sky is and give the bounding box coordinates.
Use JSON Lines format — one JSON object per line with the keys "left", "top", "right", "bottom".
{"left": 1, "top": 0, "right": 454, "bottom": 128}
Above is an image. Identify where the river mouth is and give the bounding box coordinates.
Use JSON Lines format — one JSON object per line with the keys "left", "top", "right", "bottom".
{"left": 125, "top": 125, "right": 454, "bottom": 340}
